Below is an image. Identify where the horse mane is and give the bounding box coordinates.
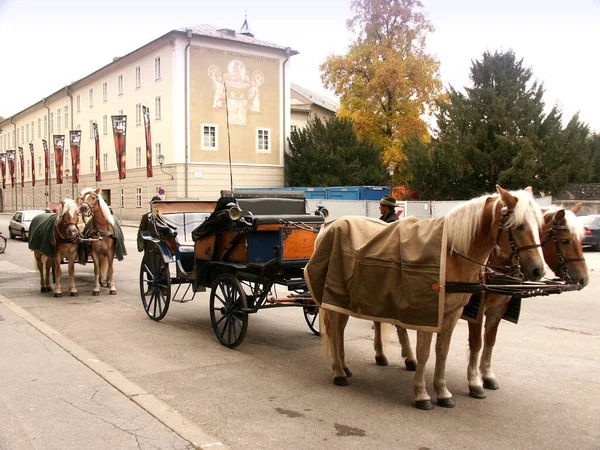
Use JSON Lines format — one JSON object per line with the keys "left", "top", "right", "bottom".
{"left": 81, "top": 187, "right": 115, "bottom": 225}
{"left": 58, "top": 198, "right": 78, "bottom": 223}
{"left": 544, "top": 205, "right": 584, "bottom": 240}
{"left": 446, "top": 189, "right": 544, "bottom": 255}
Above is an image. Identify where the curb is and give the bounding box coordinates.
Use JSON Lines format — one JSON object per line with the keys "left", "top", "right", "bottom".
{"left": 0, "top": 296, "right": 229, "bottom": 450}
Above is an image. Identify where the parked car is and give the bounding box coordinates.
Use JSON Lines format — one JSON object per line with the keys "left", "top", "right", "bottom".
{"left": 8, "top": 210, "right": 46, "bottom": 242}
{"left": 578, "top": 214, "right": 600, "bottom": 251}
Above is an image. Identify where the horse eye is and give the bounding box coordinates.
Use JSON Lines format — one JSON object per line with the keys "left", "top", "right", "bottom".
{"left": 516, "top": 224, "right": 525, "bottom": 231}
{"left": 560, "top": 238, "right": 570, "bottom": 245}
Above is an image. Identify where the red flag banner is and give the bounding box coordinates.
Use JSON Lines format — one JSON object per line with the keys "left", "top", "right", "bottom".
{"left": 0, "top": 153, "right": 6, "bottom": 189}
{"left": 29, "top": 143, "right": 36, "bottom": 187}
{"left": 18, "top": 147, "right": 24, "bottom": 187}
{"left": 53, "top": 135, "right": 65, "bottom": 185}
{"left": 143, "top": 106, "right": 153, "bottom": 178}
{"left": 69, "top": 130, "right": 81, "bottom": 184}
{"left": 93, "top": 122, "right": 101, "bottom": 182}
{"left": 7, "top": 150, "right": 16, "bottom": 188}
{"left": 112, "top": 115, "right": 127, "bottom": 180}
{"left": 43, "top": 139, "right": 50, "bottom": 186}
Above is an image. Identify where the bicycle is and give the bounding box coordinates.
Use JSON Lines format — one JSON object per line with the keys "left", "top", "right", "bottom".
{"left": 0, "top": 231, "right": 6, "bottom": 254}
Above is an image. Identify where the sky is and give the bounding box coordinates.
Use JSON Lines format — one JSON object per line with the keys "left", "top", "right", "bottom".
{"left": 0, "top": 0, "right": 599, "bottom": 132}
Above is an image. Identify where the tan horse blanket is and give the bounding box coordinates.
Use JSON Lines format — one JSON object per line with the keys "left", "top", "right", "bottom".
{"left": 305, "top": 216, "right": 447, "bottom": 332}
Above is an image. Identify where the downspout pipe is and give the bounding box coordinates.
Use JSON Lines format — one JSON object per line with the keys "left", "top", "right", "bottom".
{"left": 184, "top": 29, "right": 192, "bottom": 199}
{"left": 282, "top": 47, "right": 291, "bottom": 185}
{"left": 10, "top": 117, "right": 17, "bottom": 211}
{"left": 44, "top": 98, "right": 52, "bottom": 204}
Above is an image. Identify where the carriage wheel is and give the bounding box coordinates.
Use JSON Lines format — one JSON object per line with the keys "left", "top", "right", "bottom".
{"left": 209, "top": 274, "right": 248, "bottom": 348}
{"left": 0, "top": 235, "right": 6, "bottom": 254}
{"left": 140, "top": 250, "right": 171, "bottom": 321}
{"left": 303, "top": 305, "right": 320, "bottom": 336}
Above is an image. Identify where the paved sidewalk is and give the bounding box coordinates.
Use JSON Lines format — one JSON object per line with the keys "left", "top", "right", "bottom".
{"left": 0, "top": 295, "right": 227, "bottom": 450}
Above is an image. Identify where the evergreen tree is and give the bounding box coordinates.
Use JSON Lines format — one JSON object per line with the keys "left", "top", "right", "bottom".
{"left": 284, "top": 116, "right": 386, "bottom": 187}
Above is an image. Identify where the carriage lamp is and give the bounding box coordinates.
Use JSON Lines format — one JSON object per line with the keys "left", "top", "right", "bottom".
{"left": 158, "top": 154, "right": 174, "bottom": 180}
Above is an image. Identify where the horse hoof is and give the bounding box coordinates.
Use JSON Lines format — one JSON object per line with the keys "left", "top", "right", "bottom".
{"left": 109, "top": 290, "right": 117, "bottom": 295}
{"left": 405, "top": 360, "right": 417, "bottom": 371}
{"left": 92, "top": 291, "right": 100, "bottom": 297}
{"left": 469, "top": 387, "right": 487, "bottom": 399}
{"left": 483, "top": 378, "right": 499, "bottom": 390}
{"left": 414, "top": 400, "right": 434, "bottom": 410}
{"left": 54, "top": 293, "right": 63, "bottom": 298}
{"left": 333, "top": 376, "right": 348, "bottom": 386}
{"left": 343, "top": 367, "right": 353, "bottom": 377}
{"left": 375, "top": 356, "right": 389, "bottom": 366}
{"left": 437, "top": 397, "right": 456, "bottom": 408}
{"left": 70, "top": 292, "right": 78, "bottom": 297}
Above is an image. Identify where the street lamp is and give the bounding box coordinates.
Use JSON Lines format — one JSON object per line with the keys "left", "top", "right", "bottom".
{"left": 387, "top": 164, "right": 395, "bottom": 193}
{"left": 64, "top": 168, "right": 75, "bottom": 199}
{"left": 158, "top": 154, "right": 173, "bottom": 180}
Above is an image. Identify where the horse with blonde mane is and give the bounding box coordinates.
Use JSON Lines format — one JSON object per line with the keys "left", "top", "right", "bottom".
{"left": 306, "top": 186, "right": 546, "bottom": 410}
{"left": 28, "top": 198, "right": 82, "bottom": 297}
{"left": 79, "top": 187, "right": 126, "bottom": 295}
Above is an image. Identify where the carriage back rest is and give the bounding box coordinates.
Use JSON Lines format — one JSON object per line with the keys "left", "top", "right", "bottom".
{"left": 237, "top": 197, "right": 307, "bottom": 215}
{"left": 162, "top": 212, "right": 211, "bottom": 245}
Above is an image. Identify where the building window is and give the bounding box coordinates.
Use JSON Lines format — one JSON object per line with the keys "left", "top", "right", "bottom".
{"left": 26, "top": 160, "right": 30, "bottom": 179}
{"left": 38, "top": 157, "right": 42, "bottom": 176}
{"left": 155, "top": 142, "right": 162, "bottom": 164}
{"left": 90, "top": 156, "right": 94, "bottom": 173}
{"left": 76, "top": 94, "right": 81, "bottom": 113}
{"left": 102, "top": 115, "right": 108, "bottom": 135}
{"left": 155, "top": 96, "right": 162, "bottom": 120}
{"left": 201, "top": 124, "right": 218, "bottom": 150}
{"left": 256, "top": 128, "right": 270, "bottom": 152}
{"left": 26, "top": 123, "right": 29, "bottom": 142}
{"left": 154, "top": 55, "right": 161, "bottom": 80}
{"left": 102, "top": 81, "right": 108, "bottom": 102}
{"left": 16, "top": 129, "right": 19, "bottom": 146}
{"left": 88, "top": 88, "right": 94, "bottom": 108}
{"left": 90, "top": 120, "right": 95, "bottom": 139}
{"left": 64, "top": 106, "right": 69, "bottom": 129}
{"left": 31, "top": 121, "right": 34, "bottom": 139}
{"left": 118, "top": 109, "right": 123, "bottom": 115}
{"left": 135, "top": 65, "right": 141, "bottom": 89}
{"left": 103, "top": 153, "right": 108, "bottom": 171}
{"left": 56, "top": 109, "right": 61, "bottom": 130}
{"left": 117, "top": 74, "right": 124, "bottom": 96}
{"left": 49, "top": 113, "right": 54, "bottom": 134}
{"left": 50, "top": 154, "right": 55, "bottom": 175}
{"left": 120, "top": 189, "right": 125, "bottom": 208}
{"left": 38, "top": 118, "right": 41, "bottom": 138}
{"left": 43, "top": 115, "right": 47, "bottom": 136}
{"left": 135, "top": 103, "right": 142, "bottom": 126}
{"left": 135, "top": 146, "right": 142, "bottom": 167}
{"left": 136, "top": 188, "right": 142, "bottom": 208}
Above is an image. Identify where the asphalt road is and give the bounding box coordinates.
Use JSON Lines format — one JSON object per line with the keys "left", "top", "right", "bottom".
{"left": 1, "top": 216, "right": 599, "bottom": 450}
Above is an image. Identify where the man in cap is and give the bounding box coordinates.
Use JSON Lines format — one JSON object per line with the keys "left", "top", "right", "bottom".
{"left": 379, "top": 194, "right": 399, "bottom": 223}
{"left": 137, "top": 195, "right": 163, "bottom": 252}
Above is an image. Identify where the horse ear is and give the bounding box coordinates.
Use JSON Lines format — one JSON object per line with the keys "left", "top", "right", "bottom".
{"left": 94, "top": 188, "right": 101, "bottom": 195}
{"left": 496, "top": 185, "right": 517, "bottom": 209}
{"left": 60, "top": 199, "right": 65, "bottom": 206}
{"left": 571, "top": 202, "right": 582, "bottom": 215}
{"left": 75, "top": 196, "right": 82, "bottom": 206}
{"left": 554, "top": 209, "right": 566, "bottom": 222}
{"left": 524, "top": 186, "right": 534, "bottom": 195}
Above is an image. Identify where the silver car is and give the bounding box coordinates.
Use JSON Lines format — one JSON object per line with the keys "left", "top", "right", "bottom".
{"left": 9, "top": 210, "right": 46, "bottom": 242}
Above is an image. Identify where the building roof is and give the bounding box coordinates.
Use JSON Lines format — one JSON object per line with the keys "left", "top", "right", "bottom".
{"left": 238, "top": 15, "right": 254, "bottom": 37}
{"left": 291, "top": 83, "right": 339, "bottom": 113}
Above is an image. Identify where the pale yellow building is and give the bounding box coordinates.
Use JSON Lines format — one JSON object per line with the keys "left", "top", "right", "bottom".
{"left": 290, "top": 82, "right": 339, "bottom": 133}
{"left": 0, "top": 22, "right": 309, "bottom": 219}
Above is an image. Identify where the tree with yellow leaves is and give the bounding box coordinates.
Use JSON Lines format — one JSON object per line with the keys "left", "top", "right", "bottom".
{"left": 321, "top": 0, "right": 442, "bottom": 180}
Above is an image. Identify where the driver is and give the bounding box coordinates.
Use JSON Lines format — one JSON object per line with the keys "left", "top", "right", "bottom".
{"left": 379, "top": 194, "right": 399, "bottom": 223}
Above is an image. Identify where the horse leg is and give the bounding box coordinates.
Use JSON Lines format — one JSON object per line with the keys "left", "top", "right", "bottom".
{"left": 467, "top": 320, "right": 486, "bottom": 399}
{"left": 433, "top": 310, "right": 462, "bottom": 408}
{"left": 53, "top": 255, "right": 63, "bottom": 297}
{"left": 44, "top": 256, "right": 53, "bottom": 293}
{"left": 68, "top": 257, "right": 78, "bottom": 297}
{"left": 91, "top": 252, "right": 101, "bottom": 296}
{"left": 480, "top": 303, "right": 508, "bottom": 390}
{"left": 373, "top": 322, "right": 389, "bottom": 366}
{"left": 107, "top": 248, "right": 116, "bottom": 295}
{"left": 100, "top": 255, "right": 109, "bottom": 287}
{"left": 35, "top": 252, "right": 46, "bottom": 293}
{"left": 397, "top": 326, "right": 417, "bottom": 371}
{"left": 413, "top": 330, "right": 434, "bottom": 410}
{"left": 324, "top": 310, "right": 350, "bottom": 386}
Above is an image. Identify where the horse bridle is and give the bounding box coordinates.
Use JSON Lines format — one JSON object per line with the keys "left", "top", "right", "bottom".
{"left": 541, "top": 219, "right": 585, "bottom": 284}
{"left": 55, "top": 208, "right": 81, "bottom": 243}
{"left": 81, "top": 193, "right": 109, "bottom": 226}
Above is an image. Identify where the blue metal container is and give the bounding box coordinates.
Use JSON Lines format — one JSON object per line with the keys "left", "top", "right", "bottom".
{"left": 359, "top": 186, "right": 390, "bottom": 200}
{"left": 327, "top": 186, "right": 361, "bottom": 200}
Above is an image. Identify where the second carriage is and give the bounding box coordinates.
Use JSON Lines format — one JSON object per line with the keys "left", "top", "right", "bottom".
{"left": 139, "top": 190, "right": 326, "bottom": 347}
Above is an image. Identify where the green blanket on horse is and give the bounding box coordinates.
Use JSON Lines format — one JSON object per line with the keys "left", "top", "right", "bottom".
{"left": 28, "top": 213, "right": 59, "bottom": 257}
{"left": 78, "top": 217, "right": 127, "bottom": 264}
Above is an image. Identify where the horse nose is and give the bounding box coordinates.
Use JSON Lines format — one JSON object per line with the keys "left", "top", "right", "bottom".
{"left": 530, "top": 267, "right": 542, "bottom": 281}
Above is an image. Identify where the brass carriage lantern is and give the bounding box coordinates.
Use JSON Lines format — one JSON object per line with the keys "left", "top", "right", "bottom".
{"left": 387, "top": 164, "right": 395, "bottom": 192}
{"left": 157, "top": 154, "right": 174, "bottom": 180}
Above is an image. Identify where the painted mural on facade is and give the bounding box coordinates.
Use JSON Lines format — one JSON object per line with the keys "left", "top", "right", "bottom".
{"left": 208, "top": 60, "right": 265, "bottom": 125}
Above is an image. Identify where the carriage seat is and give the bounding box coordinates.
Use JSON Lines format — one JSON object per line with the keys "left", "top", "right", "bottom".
{"left": 162, "top": 212, "right": 210, "bottom": 245}
{"left": 252, "top": 214, "right": 325, "bottom": 225}
{"left": 235, "top": 197, "right": 324, "bottom": 224}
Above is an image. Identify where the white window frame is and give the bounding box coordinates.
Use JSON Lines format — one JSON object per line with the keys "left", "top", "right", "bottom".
{"left": 49, "top": 113, "right": 54, "bottom": 134}
{"left": 135, "top": 103, "right": 142, "bottom": 126}
{"left": 135, "top": 146, "right": 142, "bottom": 167}
{"left": 38, "top": 118, "right": 41, "bottom": 138}
{"left": 155, "top": 142, "right": 162, "bottom": 164}
{"left": 201, "top": 124, "right": 218, "bottom": 150}
{"left": 89, "top": 156, "right": 94, "bottom": 174}
{"left": 43, "top": 115, "right": 47, "bottom": 136}
{"left": 64, "top": 106, "right": 69, "bottom": 129}
{"left": 38, "top": 156, "right": 42, "bottom": 176}
{"left": 102, "top": 115, "right": 108, "bottom": 135}
{"left": 136, "top": 188, "right": 142, "bottom": 208}
{"left": 56, "top": 109, "right": 61, "bottom": 130}
{"left": 117, "top": 74, "right": 124, "bottom": 96}
{"left": 90, "top": 120, "right": 95, "bottom": 139}
{"left": 155, "top": 96, "right": 162, "bottom": 120}
{"left": 103, "top": 153, "right": 108, "bottom": 172}
{"left": 154, "top": 55, "right": 162, "bottom": 81}
{"left": 76, "top": 94, "right": 81, "bottom": 113}
{"left": 135, "top": 65, "right": 141, "bottom": 89}
{"left": 102, "top": 81, "right": 108, "bottom": 102}
{"left": 26, "top": 123, "right": 29, "bottom": 142}
{"left": 256, "top": 128, "right": 271, "bottom": 153}
{"left": 89, "top": 88, "right": 94, "bottom": 108}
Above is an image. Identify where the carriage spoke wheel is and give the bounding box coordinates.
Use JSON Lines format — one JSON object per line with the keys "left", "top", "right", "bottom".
{"left": 140, "top": 251, "right": 171, "bottom": 321}
{"left": 210, "top": 274, "right": 248, "bottom": 348}
{"left": 303, "top": 305, "right": 320, "bottom": 336}
{"left": 0, "top": 235, "right": 6, "bottom": 254}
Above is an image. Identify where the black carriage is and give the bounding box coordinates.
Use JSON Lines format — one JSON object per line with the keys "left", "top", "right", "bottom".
{"left": 139, "top": 190, "right": 326, "bottom": 347}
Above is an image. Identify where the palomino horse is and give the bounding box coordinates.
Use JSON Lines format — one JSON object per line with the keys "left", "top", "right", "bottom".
{"left": 29, "top": 199, "right": 81, "bottom": 297}
{"left": 79, "top": 187, "right": 119, "bottom": 296}
{"left": 306, "top": 186, "right": 546, "bottom": 410}
{"left": 466, "top": 203, "right": 588, "bottom": 399}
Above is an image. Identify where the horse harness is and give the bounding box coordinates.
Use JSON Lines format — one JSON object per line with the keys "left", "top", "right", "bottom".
{"left": 81, "top": 192, "right": 115, "bottom": 240}
{"left": 54, "top": 212, "right": 82, "bottom": 244}
{"left": 540, "top": 218, "right": 585, "bottom": 284}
